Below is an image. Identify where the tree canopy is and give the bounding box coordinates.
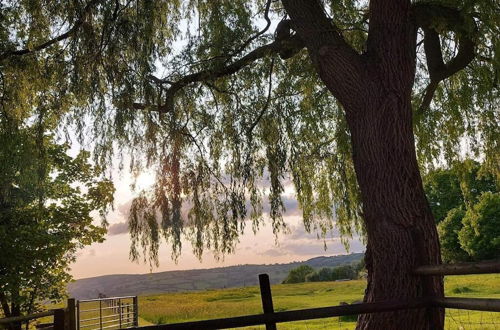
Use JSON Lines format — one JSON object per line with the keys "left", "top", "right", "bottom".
{"left": 0, "top": 0, "right": 498, "bottom": 266}
{"left": 459, "top": 192, "right": 500, "bottom": 260}
{"left": 0, "top": 116, "right": 114, "bottom": 321}
{"left": 424, "top": 159, "right": 498, "bottom": 223}
{"left": 282, "top": 265, "right": 315, "bottom": 284}
{"left": 423, "top": 160, "right": 498, "bottom": 262}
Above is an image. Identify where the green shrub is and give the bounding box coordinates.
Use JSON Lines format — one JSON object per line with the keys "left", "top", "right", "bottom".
{"left": 451, "top": 286, "right": 474, "bottom": 294}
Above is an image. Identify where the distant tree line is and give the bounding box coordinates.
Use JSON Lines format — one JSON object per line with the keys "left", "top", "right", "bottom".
{"left": 282, "top": 261, "right": 365, "bottom": 284}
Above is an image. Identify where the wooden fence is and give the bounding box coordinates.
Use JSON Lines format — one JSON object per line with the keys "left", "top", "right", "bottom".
{"left": 136, "top": 260, "right": 500, "bottom": 330}
{"left": 1, "top": 260, "right": 498, "bottom": 330}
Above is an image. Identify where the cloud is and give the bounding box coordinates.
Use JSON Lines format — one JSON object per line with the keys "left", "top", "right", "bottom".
{"left": 107, "top": 222, "right": 129, "bottom": 236}
{"left": 117, "top": 200, "right": 133, "bottom": 218}
{"left": 256, "top": 222, "right": 364, "bottom": 258}
{"left": 259, "top": 249, "right": 289, "bottom": 257}
{"left": 288, "top": 224, "right": 342, "bottom": 240}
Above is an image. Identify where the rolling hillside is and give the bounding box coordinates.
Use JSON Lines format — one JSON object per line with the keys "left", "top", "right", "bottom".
{"left": 68, "top": 253, "right": 363, "bottom": 299}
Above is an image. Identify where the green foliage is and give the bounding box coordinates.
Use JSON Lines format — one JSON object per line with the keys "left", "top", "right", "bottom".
{"left": 459, "top": 192, "right": 500, "bottom": 260}
{"left": 285, "top": 261, "right": 363, "bottom": 284}
{"left": 424, "top": 170, "right": 463, "bottom": 223}
{"left": 0, "top": 116, "right": 114, "bottom": 318}
{"left": 424, "top": 159, "right": 498, "bottom": 223}
{"left": 451, "top": 286, "right": 473, "bottom": 294}
{"left": 438, "top": 208, "right": 470, "bottom": 263}
{"left": 282, "top": 265, "right": 315, "bottom": 284}
{"left": 425, "top": 160, "right": 499, "bottom": 262}
{"left": 0, "top": 1, "right": 498, "bottom": 266}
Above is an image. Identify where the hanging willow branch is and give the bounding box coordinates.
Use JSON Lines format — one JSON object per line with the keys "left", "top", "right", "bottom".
{"left": 413, "top": 3, "right": 477, "bottom": 114}
{"left": 0, "top": 0, "right": 101, "bottom": 62}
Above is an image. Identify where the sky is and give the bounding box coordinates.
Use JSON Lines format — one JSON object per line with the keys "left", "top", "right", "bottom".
{"left": 70, "top": 167, "right": 365, "bottom": 279}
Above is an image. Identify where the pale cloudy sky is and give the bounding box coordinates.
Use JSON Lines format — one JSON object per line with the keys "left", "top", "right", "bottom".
{"left": 70, "top": 167, "right": 365, "bottom": 279}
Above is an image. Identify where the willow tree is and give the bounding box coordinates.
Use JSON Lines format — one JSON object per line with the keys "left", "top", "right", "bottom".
{"left": 1, "top": 0, "right": 498, "bottom": 328}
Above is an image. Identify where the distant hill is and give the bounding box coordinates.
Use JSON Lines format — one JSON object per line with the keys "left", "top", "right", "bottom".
{"left": 68, "top": 253, "right": 363, "bottom": 299}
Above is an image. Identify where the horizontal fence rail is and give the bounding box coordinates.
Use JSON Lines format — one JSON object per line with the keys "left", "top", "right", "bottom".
{"left": 0, "top": 308, "right": 66, "bottom": 330}
{"left": 433, "top": 297, "right": 500, "bottom": 312}
{"left": 0, "top": 310, "right": 56, "bottom": 324}
{"left": 137, "top": 298, "right": 431, "bottom": 330}
{"left": 414, "top": 260, "right": 500, "bottom": 275}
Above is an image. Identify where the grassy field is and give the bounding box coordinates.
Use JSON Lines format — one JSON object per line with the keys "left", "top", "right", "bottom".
{"left": 138, "top": 274, "right": 500, "bottom": 329}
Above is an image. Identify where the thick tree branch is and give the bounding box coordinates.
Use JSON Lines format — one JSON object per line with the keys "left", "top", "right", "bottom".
{"left": 0, "top": 0, "right": 100, "bottom": 62}
{"left": 281, "top": 0, "right": 365, "bottom": 109}
{"left": 0, "top": 291, "right": 11, "bottom": 317}
{"left": 133, "top": 35, "right": 304, "bottom": 113}
{"left": 414, "top": 3, "right": 477, "bottom": 113}
{"left": 227, "top": 0, "right": 273, "bottom": 61}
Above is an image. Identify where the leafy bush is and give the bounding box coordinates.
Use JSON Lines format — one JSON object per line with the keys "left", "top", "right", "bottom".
{"left": 282, "top": 265, "right": 315, "bottom": 284}
{"left": 438, "top": 207, "right": 470, "bottom": 263}
{"left": 451, "top": 286, "right": 474, "bottom": 294}
{"left": 459, "top": 192, "right": 500, "bottom": 260}
{"left": 285, "top": 261, "right": 363, "bottom": 284}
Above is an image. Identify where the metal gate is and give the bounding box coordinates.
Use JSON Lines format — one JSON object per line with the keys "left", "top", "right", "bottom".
{"left": 77, "top": 296, "right": 138, "bottom": 330}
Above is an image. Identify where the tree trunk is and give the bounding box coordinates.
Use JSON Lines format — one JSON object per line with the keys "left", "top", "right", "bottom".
{"left": 280, "top": 0, "right": 445, "bottom": 328}
{"left": 344, "top": 91, "right": 444, "bottom": 329}
{"left": 279, "top": 0, "right": 445, "bottom": 328}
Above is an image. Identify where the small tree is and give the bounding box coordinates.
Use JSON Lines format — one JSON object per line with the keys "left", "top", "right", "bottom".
{"left": 424, "top": 160, "right": 498, "bottom": 223}
{"left": 331, "top": 265, "right": 356, "bottom": 280}
{"left": 317, "top": 267, "right": 334, "bottom": 281}
{"left": 282, "top": 265, "right": 315, "bottom": 284}
{"left": 0, "top": 118, "right": 114, "bottom": 328}
{"left": 437, "top": 208, "right": 469, "bottom": 263}
{"left": 459, "top": 192, "right": 500, "bottom": 261}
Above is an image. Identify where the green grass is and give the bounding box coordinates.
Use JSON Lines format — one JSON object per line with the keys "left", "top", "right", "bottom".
{"left": 137, "top": 274, "right": 500, "bottom": 329}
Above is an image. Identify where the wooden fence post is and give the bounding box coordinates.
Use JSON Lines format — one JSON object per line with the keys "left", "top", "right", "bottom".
{"left": 67, "top": 298, "right": 77, "bottom": 330}
{"left": 53, "top": 308, "right": 66, "bottom": 330}
{"left": 259, "top": 274, "right": 277, "bottom": 330}
{"left": 133, "top": 296, "right": 139, "bottom": 327}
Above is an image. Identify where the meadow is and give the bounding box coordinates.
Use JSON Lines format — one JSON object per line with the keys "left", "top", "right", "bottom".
{"left": 137, "top": 274, "right": 500, "bottom": 329}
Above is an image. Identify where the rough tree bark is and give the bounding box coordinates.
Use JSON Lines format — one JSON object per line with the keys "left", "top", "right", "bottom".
{"left": 346, "top": 93, "right": 444, "bottom": 330}
{"left": 282, "top": 0, "right": 445, "bottom": 328}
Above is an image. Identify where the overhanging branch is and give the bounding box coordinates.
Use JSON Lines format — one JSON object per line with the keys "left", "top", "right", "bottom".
{"left": 133, "top": 35, "right": 304, "bottom": 113}
{"left": 281, "top": 0, "right": 364, "bottom": 109}
{"left": 414, "top": 3, "right": 477, "bottom": 113}
{"left": 0, "top": 0, "right": 101, "bottom": 62}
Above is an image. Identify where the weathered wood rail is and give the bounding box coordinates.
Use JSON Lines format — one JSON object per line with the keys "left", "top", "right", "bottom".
{"left": 0, "top": 308, "right": 67, "bottom": 330}
{"left": 414, "top": 260, "right": 500, "bottom": 275}
{"left": 137, "top": 297, "right": 432, "bottom": 330}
